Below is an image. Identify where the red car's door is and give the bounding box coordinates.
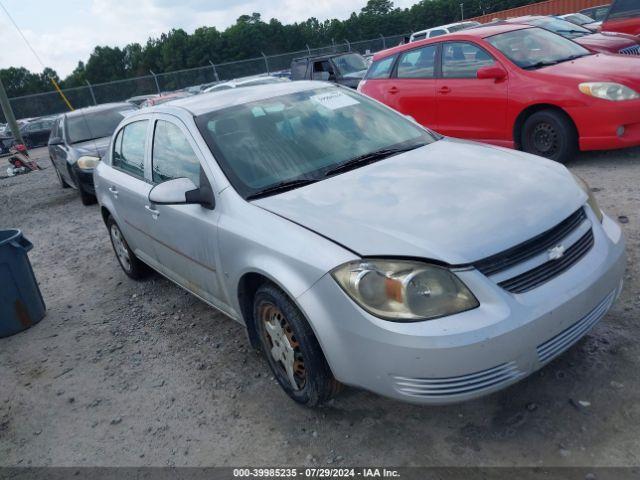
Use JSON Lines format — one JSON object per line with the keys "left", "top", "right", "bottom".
{"left": 384, "top": 44, "right": 439, "bottom": 130}
{"left": 435, "top": 41, "right": 510, "bottom": 146}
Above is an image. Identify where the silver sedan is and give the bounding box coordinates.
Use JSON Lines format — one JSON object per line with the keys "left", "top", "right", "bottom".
{"left": 94, "top": 81, "right": 625, "bottom": 406}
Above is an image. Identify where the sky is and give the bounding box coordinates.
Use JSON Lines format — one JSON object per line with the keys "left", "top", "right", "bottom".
{"left": 0, "top": 0, "right": 416, "bottom": 77}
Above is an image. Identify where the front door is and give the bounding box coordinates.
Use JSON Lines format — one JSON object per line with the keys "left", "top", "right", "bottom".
{"left": 435, "top": 41, "right": 509, "bottom": 145}
{"left": 144, "top": 116, "right": 227, "bottom": 310}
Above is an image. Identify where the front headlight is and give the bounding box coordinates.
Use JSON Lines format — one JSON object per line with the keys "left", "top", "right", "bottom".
{"left": 76, "top": 155, "right": 100, "bottom": 170}
{"left": 579, "top": 82, "right": 639, "bottom": 101}
{"left": 332, "top": 259, "right": 479, "bottom": 322}
{"left": 572, "top": 173, "right": 603, "bottom": 222}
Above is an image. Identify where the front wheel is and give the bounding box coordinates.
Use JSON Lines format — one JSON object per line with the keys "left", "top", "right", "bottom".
{"left": 254, "top": 284, "right": 340, "bottom": 407}
{"left": 521, "top": 110, "right": 577, "bottom": 164}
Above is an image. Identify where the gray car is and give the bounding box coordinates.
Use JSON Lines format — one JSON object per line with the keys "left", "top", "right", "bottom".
{"left": 49, "top": 103, "right": 137, "bottom": 205}
{"left": 94, "top": 81, "right": 625, "bottom": 406}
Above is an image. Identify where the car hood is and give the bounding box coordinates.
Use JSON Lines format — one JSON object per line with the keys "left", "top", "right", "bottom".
{"left": 254, "top": 138, "right": 585, "bottom": 264}
{"left": 575, "top": 32, "right": 639, "bottom": 51}
{"left": 536, "top": 53, "right": 640, "bottom": 90}
{"left": 70, "top": 136, "right": 111, "bottom": 158}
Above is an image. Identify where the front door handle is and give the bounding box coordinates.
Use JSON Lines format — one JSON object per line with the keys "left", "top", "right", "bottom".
{"left": 108, "top": 186, "right": 118, "bottom": 198}
{"left": 438, "top": 86, "right": 451, "bottom": 94}
{"left": 145, "top": 204, "right": 159, "bottom": 219}
{"left": 388, "top": 86, "right": 399, "bottom": 94}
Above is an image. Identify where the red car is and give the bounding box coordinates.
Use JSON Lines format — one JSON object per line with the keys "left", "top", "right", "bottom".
{"left": 359, "top": 24, "right": 640, "bottom": 162}
{"left": 602, "top": 0, "right": 640, "bottom": 36}
{"left": 506, "top": 16, "right": 640, "bottom": 55}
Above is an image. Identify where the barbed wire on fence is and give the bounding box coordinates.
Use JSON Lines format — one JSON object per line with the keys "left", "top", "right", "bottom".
{"left": 6, "top": 32, "right": 410, "bottom": 121}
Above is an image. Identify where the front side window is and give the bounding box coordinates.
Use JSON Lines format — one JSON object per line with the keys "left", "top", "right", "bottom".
{"left": 113, "top": 120, "right": 148, "bottom": 178}
{"left": 66, "top": 106, "right": 134, "bottom": 144}
{"left": 486, "top": 27, "right": 590, "bottom": 70}
{"left": 195, "top": 87, "right": 437, "bottom": 198}
{"left": 397, "top": 45, "right": 437, "bottom": 79}
{"left": 366, "top": 55, "right": 396, "bottom": 79}
{"left": 152, "top": 120, "right": 200, "bottom": 186}
{"left": 442, "top": 42, "right": 495, "bottom": 78}
{"left": 332, "top": 53, "right": 369, "bottom": 77}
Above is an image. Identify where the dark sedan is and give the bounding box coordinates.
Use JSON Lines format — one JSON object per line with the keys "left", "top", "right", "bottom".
{"left": 48, "top": 103, "right": 137, "bottom": 205}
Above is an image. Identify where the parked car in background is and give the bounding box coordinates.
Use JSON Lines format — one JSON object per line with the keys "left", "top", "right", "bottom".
{"left": 290, "top": 52, "right": 369, "bottom": 88}
{"left": 139, "top": 91, "right": 193, "bottom": 108}
{"left": 359, "top": 24, "right": 640, "bottom": 163}
{"left": 126, "top": 94, "right": 159, "bottom": 106}
{"left": 95, "top": 81, "right": 625, "bottom": 407}
{"left": 410, "top": 21, "right": 481, "bottom": 42}
{"left": 48, "top": 102, "right": 137, "bottom": 205}
{"left": 505, "top": 16, "right": 640, "bottom": 55}
{"left": 0, "top": 117, "right": 55, "bottom": 150}
{"left": 580, "top": 4, "right": 611, "bottom": 22}
{"left": 602, "top": 0, "right": 640, "bottom": 36}
{"left": 559, "top": 12, "right": 602, "bottom": 31}
{"left": 203, "top": 76, "right": 289, "bottom": 93}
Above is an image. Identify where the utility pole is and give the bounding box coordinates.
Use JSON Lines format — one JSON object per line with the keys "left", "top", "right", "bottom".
{"left": 0, "top": 76, "right": 24, "bottom": 147}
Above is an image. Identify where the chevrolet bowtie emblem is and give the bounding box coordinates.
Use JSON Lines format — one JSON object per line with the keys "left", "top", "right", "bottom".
{"left": 548, "top": 245, "right": 566, "bottom": 261}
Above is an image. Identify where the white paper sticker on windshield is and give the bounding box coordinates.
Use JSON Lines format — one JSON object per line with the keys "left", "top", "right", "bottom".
{"left": 310, "top": 91, "right": 359, "bottom": 110}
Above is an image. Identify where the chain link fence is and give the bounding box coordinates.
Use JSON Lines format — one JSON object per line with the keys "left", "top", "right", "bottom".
{"left": 6, "top": 32, "right": 409, "bottom": 121}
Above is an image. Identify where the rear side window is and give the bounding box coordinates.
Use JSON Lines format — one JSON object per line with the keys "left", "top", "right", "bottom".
{"left": 397, "top": 45, "right": 437, "bottom": 79}
{"left": 113, "top": 120, "right": 148, "bottom": 178}
{"left": 412, "top": 32, "right": 427, "bottom": 41}
{"left": 429, "top": 29, "right": 447, "bottom": 38}
{"left": 152, "top": 120, "right": 201, "bottom": 186}
{"left": 442, "top": 42, "right": 495, "bottom": 78}
{"left": 366, "top": 56, "right": 396, "bottom": 79}
{"left": 608, "top": 0, "right": 640, "bottom": 19}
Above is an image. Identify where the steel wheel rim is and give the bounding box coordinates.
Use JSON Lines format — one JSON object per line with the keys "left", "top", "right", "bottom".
{"left": 260, "top": 303, "right": 306, "bottom": 391}
{"left": 110, "top": 224, "right": 131, "bottom": 272}
{"left": 531, "top": 122, "right": 558, "bottom": 156}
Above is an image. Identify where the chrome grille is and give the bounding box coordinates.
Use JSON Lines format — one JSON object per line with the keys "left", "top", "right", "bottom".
{"left": 537, "top": 289, "right": 616, "bottom": 364}
{"left": 619, "top": 45, "right": 640, "bottom": 56}
{"left": 391, "top": 361, "right": 523, "bottom": 398}
{"left": 474, "top": 208, "right": 586, "bottom": 277}
{"left": 498, "top": 229, "right": 594, "bottom": 294}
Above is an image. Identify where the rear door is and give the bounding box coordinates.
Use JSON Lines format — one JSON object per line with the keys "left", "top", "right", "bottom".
{"left": 383, "top": 43, "right": 439, "bottom": 129}
{"left": 143, "top": 115, "right": 227, "bottom": 309}
{"left": 435, "top": 41, "right": 509, "bottom": 144}
{"left": 101, "top": 119, "right": 157, "bottom": 264}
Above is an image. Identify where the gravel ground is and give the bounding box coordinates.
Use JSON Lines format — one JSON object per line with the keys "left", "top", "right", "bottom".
{"left": 0, "top": 146, "right": 639, "bottom": 468}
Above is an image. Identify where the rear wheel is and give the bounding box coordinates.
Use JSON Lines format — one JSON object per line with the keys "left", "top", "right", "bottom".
{"left": 521, "top": 110, "right": 577, "bottom": 163}
{"left": 254, "top": 284, "right": 340, "bottom": 407}
{"left": 106, "top": 216, "right": 150, "bottom": 280}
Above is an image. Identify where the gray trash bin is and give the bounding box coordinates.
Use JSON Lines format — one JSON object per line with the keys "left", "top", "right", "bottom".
{"left": 0, "top": 229, "right": 46, "bottom": 337}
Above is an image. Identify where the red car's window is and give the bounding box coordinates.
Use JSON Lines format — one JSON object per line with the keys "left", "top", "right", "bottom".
{"left": 397, "top": 45, "right": 437, "bottom": 78}
{"left": 366, "top": 55, "right": 396, "bottom": 79}
{"left": 608, "top": 0, "right": 640, "bottom": 19}
{"left": 441, "top": 42, "right": 495, "bottom": 78}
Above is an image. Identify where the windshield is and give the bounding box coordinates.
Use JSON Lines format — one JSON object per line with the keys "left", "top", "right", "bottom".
{"left": 195, "top": 87, "right": 437, "bottom": 198}
{"left": 486, "top": 27, "right": 591, "bottom": 69}
{"left": 527, "top": 17, "right": 591, "bottom": 38}
{"left": 66, "top": 106, "right": 134, "bottom": 143}
{"left": 564, "top": 13, "right": 596, "bottom": 25}
{"left": 332, "top": 53, "right": 369, "bottom": 76}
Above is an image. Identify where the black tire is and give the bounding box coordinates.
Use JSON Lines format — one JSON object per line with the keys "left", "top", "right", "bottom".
{"left": 106, "top": 215, "right": 150, "bottom": 280}
{"left": 53, "top": 163, "right": 70, "bottom": 188}
{"left": 254, "top": 284, "right": 340, "bottom": 407}
{"left": 521, "top": 109, "right": 577, "bottom": 163}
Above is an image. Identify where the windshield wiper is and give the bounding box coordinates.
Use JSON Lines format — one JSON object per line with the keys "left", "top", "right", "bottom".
{"left": 246, "top": 178, "right": 318, "bottom": 200}
{"left": 556, "top": 29, "right": 588, "bottom": 35}
{"left": 324, "top": 144, "right": 427, "bottom": 177}
{"left": 524, "top": 53, "right": 589, "bottom": 70}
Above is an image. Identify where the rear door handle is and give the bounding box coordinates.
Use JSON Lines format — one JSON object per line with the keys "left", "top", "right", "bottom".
{"left": 388, "top": 86, "right": 399, "bottom": 94}
{"left": 145, "top": 204, "right": 160, "bottom": 219}
{"left": 108, "top": 186, "right": 118, "bottom": 198}
{"left": 438, "top": 86, "right": 451, "bottom": 94}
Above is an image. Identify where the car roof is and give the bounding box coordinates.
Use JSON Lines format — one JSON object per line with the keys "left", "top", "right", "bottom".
{"left": 374, "top": 23, "right": 531, "bottom": 60}
{"left": 65, "top": 102, "right": 134, "bottom": 118}
{"left": 153, "top": 80, "right": 333, "bottom": 116}
{"left": 412, "top": 20, "right": 480, "bottom": 35}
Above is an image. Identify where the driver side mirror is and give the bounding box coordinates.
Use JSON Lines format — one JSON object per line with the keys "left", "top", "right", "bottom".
{"left": 148, "top": 177, "right": 214, "bottom": 210}
{"left": 476, "top": 65, "right": 507, "bottom": 82}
